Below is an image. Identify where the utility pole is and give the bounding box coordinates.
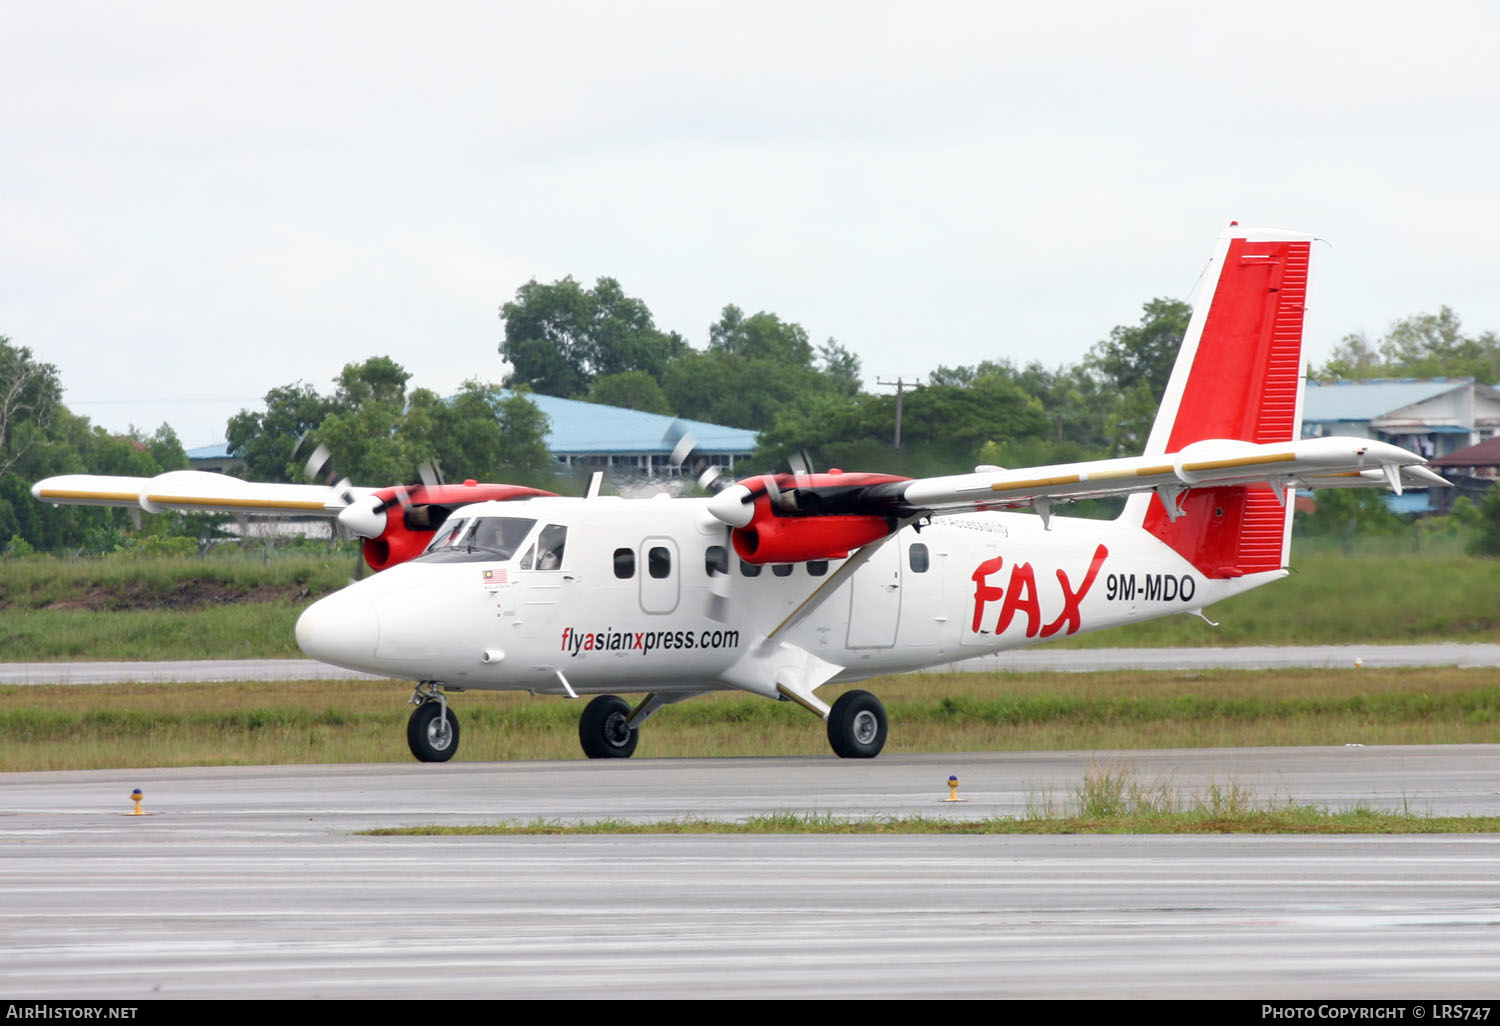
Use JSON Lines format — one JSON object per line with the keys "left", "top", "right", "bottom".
{"left": 875, "top": 377, "right": 921, "bottom": 450}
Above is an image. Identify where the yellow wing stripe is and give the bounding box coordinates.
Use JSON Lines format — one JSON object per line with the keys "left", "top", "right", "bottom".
{"left": 35, "top": 489, "right": 140, "bottom": 503}
{"left": 989, "top": 473, "right": 1079, "bottom": 492}
{"left": 144, "top": 494, "right": 330, "bottom": 511}
{"left": 1180, "top": 452, "right": 1296, "bottom": 473}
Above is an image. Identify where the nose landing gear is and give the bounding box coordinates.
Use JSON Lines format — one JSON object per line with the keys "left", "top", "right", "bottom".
{"left": 407, "top": 682, "right": 460, "bottom": 762}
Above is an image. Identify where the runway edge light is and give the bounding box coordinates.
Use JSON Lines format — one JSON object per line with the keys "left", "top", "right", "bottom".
{"left": 130, "top": 788, "right": 144, "bottom": 816}
{"left": 943, "top": 775, "right": 966, "bottom": 803}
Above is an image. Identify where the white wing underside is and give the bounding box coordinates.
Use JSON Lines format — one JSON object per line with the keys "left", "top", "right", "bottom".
{"left": 30, "top": 470, "right": 372, "bottom": 516}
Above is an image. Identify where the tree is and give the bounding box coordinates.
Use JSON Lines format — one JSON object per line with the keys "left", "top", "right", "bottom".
{"left": 1468, "top": 486, "right": 1500, "bottom": 557}
{"left": 586, "top": 371, "right": 672, "bottom": 414}
{"left": 1316, "top": 307, "right": 1500, "bottom": 382}
{"left": 402, "top": 380, "right": 554, "bottom": 483}
{"left": 756, "top": 375, "right": 1049, "bottom": 475}
{"left": 1084, "top": 298, "right": 1192, "bottom": 455}
{"left": 334, "top": 355, "right": 411, "bottom": 407}
{"left": 708, "top": 305, "right": 814, "bottom": 365}
{"left": 227, "top": 383, "right": 339, "bottom": 483}
{"left": 817, "top": 340, "right": 863, "bottom": 398}
{"left": 228, "top": 358, "right": 554, "bottom": 491}
{"left": 0, "top": 337, "right": 62, "bottom": 479}
{"left": 499, "top": 277, "right": 684, "bottom": 397}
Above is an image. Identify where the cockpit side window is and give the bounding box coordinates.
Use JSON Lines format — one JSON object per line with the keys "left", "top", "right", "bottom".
{"left": 536, "top": 524, "right": 567, "bottom": 570}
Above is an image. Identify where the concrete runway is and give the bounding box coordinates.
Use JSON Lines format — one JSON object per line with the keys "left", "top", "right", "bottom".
{"left": 3, "top": 643, "right": 1500, "bottom": 684}
{"left": 4, "top": 747, "right": 1499, "bottom": 999}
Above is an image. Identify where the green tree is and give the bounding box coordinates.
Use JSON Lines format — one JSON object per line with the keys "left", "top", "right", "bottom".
{"left": 1084, "top": 298, "right": 1192, "bottom": 455}
{"left": 817, "top": 340, "right": 863, "bottom": 398}
{"left": 499, "top": 277, "right": 685, "bottom": 397}
{"left": 757, "top": 376, "right": 1049, "bottom": 475}
{"left": 708, "top": 305, "right": 814, "bottom": 365}
{"left": 930, "top": 359, "right": 1114, "bottom": 460}
{"left": 402, "top": 381, "right": 554, "bottom": 483}
{"left": 228, "top": 359, "right": 554, "bottom": 490}
{"left": 586, "top": 370, "right": 673, "bottom": 414}
{"left": 334, "top": 355, "right": 411, "bottom": 407}
{"left": 1317, "top": 307, "right": 1500, "bottom": 382}
{"left": 227, "top": 383, "right": 338, "bottom": 483}
{"left": 1468, "top": 487, "right": 1500, "bottom": 557}
{"left": 1295, "top": 488, "right": 1406, "bottom": 541}
{"left": 0, "top": 337, "right": 63, "bottom": 479}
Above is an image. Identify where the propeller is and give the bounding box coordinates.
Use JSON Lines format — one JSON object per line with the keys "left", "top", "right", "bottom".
{"left": 662, "top": 422, "right": 739, "bottom": 621}
{"left": 294, "top": 437, "right": 375, "bottom": 580}
{"left": 298, "top": 440, "right": 356, "bottom": 506}
{"left": 663, "top": 422, "right": 733, "bottom": 496}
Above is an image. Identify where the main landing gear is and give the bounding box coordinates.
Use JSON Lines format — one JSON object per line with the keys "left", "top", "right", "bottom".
{"left": 826, "top": 689, "right": 888, "bottom": 759}
{"left": 578, "top": 694, "right": 640, "bottom": 759}
{"left": 401, "top": 684, "right": 888, "bottom": 762}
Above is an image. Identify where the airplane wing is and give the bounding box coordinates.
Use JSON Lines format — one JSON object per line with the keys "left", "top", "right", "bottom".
{"left": 31, "top": 470, "right": 369, "bottom": 516}
{"left": 707, "top": 435, "right": 1443, "bottom": 531}
{"left": 875, "top": 436, "right": 1446, "bottom": 519}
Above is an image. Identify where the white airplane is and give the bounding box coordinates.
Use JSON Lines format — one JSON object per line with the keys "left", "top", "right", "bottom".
{"left": 34, "top": 225, "right": 1444, "bottom": 761}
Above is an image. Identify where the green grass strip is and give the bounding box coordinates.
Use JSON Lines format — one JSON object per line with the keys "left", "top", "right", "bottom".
{"left": 365, "top": 808, "right": 1500, "bottom": 836}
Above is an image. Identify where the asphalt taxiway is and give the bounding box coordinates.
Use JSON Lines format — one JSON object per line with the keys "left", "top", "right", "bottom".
{"left": 3, "top": 747, "right": 1499, "bottom": 999}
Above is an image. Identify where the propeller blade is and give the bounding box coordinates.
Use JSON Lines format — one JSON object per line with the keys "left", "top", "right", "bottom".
{"left": 303, "top": 443, "right": 333, "bottom": 484}
{"left": 697, "top": 463, "right": 725, "bottom": 493}
{"left": 418, "top": 460, "right": 444, "bottom": 490}
{"left": 764, "top": 474, "right": 791, "bottom": 511}
{"left": 668, "top": 429, "right": 697, "bottom": 469}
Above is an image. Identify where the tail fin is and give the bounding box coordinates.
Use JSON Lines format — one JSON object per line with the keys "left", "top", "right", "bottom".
{"left": 1122, "top": 225, "right": 1317, "bottom": 578}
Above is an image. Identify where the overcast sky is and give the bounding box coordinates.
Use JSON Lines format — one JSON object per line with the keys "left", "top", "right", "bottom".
{"left": 4, "top": 1, "right": 1498, "bottom": 448}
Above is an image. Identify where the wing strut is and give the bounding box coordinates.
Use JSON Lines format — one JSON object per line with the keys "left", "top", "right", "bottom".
{"left": 764, "top": 516, "right": 919, "bottom": 643}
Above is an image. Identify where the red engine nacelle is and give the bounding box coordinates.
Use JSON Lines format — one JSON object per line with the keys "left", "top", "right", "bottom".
{"left": 358, "top": 480, "right": 556, "bottom": 572}
{"left": 727, "top": 472, "right": 908, "bottom": 565}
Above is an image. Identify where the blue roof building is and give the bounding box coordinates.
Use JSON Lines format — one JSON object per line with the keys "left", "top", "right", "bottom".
{"left": 519, "top": 393, "right": 757, "bottom": 476}
{"left": 1302, "top": 378, "right": 1500, "bottom": 460}
{"left": 188, "top": 396, "right": 759, "bottom": 478}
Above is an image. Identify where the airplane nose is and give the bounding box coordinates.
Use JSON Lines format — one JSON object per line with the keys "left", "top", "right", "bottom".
{"left": 296, "top": 589, "right": 380, "bottom": 671}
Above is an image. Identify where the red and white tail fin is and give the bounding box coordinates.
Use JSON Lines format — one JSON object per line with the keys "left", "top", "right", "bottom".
{"left": 1122, "top": 225, "right": 1317, "bottom": 578}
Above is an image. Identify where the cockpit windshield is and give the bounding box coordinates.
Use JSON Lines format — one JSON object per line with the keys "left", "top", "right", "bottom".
{"left": 415, "top": 516, "right": 538, "bottom": 564}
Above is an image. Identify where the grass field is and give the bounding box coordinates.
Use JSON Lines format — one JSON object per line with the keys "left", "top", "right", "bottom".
{"left": 1, "top": 540, "right": 1498, "bottom": 660}
{"left": 3, "top": 666, "right": 1497, "bottom": 771}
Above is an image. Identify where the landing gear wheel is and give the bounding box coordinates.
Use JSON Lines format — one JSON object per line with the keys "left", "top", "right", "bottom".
{"left": 407, "top": 700, "right": 460, "bottom": 762}
{"left": 827, "top": 689, "right": 887, "bottom": 759}
{"left": 579, "top": 695, "right": 639, "bottom": 759}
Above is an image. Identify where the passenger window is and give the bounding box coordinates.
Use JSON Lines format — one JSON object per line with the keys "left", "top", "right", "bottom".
{"left": 614, "top": 547, "right": 635, "bottom": 579}
{"left": 807, "top": 560, "right": 828, "bottom": 576}
{"left": 772, "top": 564, "right": 793, "bottom": 577}
{"left": 537, "top": 524, "right": 567, "bottom": 570}
{"left": 705, "top": 545, "right": 729, "bottom": 576}
{"left": 739, "top": 559, "right": 762, "bottom": 578}
{"left": 909, "top": 543, "right": 930, "bottom": 573}
{"left": 649, "top": 546, "right": 672, "bottom": 579}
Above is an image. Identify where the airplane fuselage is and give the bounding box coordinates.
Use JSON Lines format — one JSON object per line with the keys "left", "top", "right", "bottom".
{"left": 295, "top": 494, "right": 1280, "bottom": 697}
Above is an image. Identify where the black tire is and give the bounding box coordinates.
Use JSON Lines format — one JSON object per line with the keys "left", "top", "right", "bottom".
{"left": 579, "top": 695, "right": 639, "bottom": 759}
{"left": 827, "top": 689, "right": 887, "bottom": 759}
{"left": 407, "top": 701, "right": 460, "bottom": 762}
